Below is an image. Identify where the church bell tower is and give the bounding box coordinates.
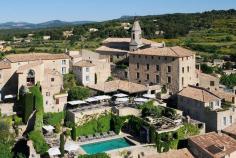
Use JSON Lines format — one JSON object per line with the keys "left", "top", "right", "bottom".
{"left": 129, "top": 20, "right": 143, "bottom": 51}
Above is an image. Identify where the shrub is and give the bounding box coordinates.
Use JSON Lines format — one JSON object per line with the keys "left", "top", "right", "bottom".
{"left": 13, "top": 115, "right": 23, "bottom": 126}
{"left": 54, "top": 123, "right": 61, "bottom": 133}
{"left": 28, "top": 130, "right": 49, "bottom": 155}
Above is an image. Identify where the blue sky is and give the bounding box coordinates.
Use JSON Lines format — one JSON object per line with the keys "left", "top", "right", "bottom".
{"left": 0, "top": 0, "right": 235, "bottom": 23}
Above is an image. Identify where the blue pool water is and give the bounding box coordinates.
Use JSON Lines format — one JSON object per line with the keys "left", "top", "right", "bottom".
{"left": 81, "top": 138, "right": 134, "bottom": 155}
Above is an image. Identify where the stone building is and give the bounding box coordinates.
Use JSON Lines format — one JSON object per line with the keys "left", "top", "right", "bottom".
{"left": 73, "top": 60, "right": 96, "bottom": 86}
{"left": 177, "top": 85, "right": 236, "bottom": 132}
{"left": 129, "top": 47, "right": 198, "bottom": 94}
{"left": 197, "top": 71, "right": 220, "bottom": 91}
{"left": 96, "top": 20, "right": 198, "bottom": 94}
{"left": 69, "top": 49, "right": 111, "bottom": 86}
{"left": 96, "top": 20, "right": 163, "bottom": 63}
{"left": 188, "top": 132, "right": 236, "bottom": 158}
{"left": 0, "top": 53, "right": 70, "bottom": 112}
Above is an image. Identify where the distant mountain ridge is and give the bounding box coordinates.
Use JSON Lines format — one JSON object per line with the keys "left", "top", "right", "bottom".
{"left": 0, "top": 20, "right": 96, "bottom": 29}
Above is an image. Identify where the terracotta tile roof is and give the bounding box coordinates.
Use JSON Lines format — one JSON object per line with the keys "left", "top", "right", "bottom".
{"left": 73, "top": 60, "right": 95, "bottom": 67}
{"left": 88, "top": 80, "right": 161, "bottom": 94}
{"left": 96, "top": 46, "right": 129, "bottom": 53}
{"left": 178, "top": 86, "right": 220, "bottom": 103}
{"left": 5, "top": 53, "right": 70, "bottom": 63}
{"left": 189, "top": 132, "right": 236, "bottom": 158}
{"left": 0, "top": 60, "right": 11, "bottom": 69}
{"left": 199, "top": 72, "right": 219, "bottom": 81}
{"left": 222, "top": 123, "right": 236, "bottom": 138}
{"left": 211, "top": 90, "right": 235, "bottom": 104}
{"left": 130, "top": 46, "right": 195, "bottom": 57}
{"left": 146, "top": 148, "right": 194, "bottom": 158}
{"left": 16, "top": 61, "right": 43, "bottom": 73}
{"left": 102, "top": 38, "right": 130, "bottom": 43}
{"left": 102, "top": 37, "right": 160, "bottom": 45}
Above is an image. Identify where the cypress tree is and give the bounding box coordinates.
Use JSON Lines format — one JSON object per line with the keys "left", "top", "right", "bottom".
{"left": 59, "top": 133, "right": 65, "bottom": 157}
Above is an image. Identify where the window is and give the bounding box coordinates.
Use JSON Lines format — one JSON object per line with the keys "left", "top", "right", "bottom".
{"left": 27, "top": 69, "right": 35, "bottom": 86}
{"left": 187, "top": 66, "right": 190, "bottom": 72}
{"left": 156, "top": 75, "right": 160, "bottom": 83}
{"left": 62, "top": 67, "right": 66, "bottom": 74}
{"left": 223, "top": 117, "right": 227, "bottom": 126}
{"left": 156, "top": 65, "right": 160, "bottom": 71}
{"left": 210, "top": 81, "right": 215, "bottom": 86}
{"left": 86, "top": 67, "right": 89, "bottom": 72}
{"left": 168, "top": 66, "right": 171, "bottom": 73}
{"left": 46, "top": 92, "right": 50, "bottom": 96}
{"left": 210, "top": 102, "right": 214, "bottom": 109}
{"left": 51, "top": 78, "right": 54, "bottom": 82}
{"left": 138, "top": 55, "right": 141, "bottom": 58}
{"left": 158, "top": 57, "right": 161, "bottom": 60}
{"left": 151, "top": 56, "right": 154, "bottom": 59}
{"left": 125, "top": 72, "right": 128, "bottom": 78}
{"left": 182, "top": 77, "right": 184, "bottom": 86}
{"left": 137, "top": 63, "right": 139, "bottom": 69}
{"left": 62, "top": 60, "right": 66, "bottom": 65}
{"left": 146, "top": 74, "right": 149, "bottom": 80}
{"left": 136, "top": 72, "right": 140, "bottom": 79}
{"left": 182, "top": 67, "right": 185, "bottom": 73}
{"left": 165, "top": 57, "right": 167, "bottom": 60}
{"left": 46, "top": 101, "right": 48, "bottom": 105}
{"left": 86, "top": 76, "right": 90, "bottom": 81}
{"left": 168, "top": 76, "right": 171, "bottom": 84}
{"left": 56, "top": 99, "right": 59, "bottom": 105}
{"left": 230, "top": 116, "right": 233, "bottom": 124}
{"left": 133, "top": 34, "right": 135, "bottom": 40}
{"left": 147, "top": 64, "right": 149, "bottom": 70}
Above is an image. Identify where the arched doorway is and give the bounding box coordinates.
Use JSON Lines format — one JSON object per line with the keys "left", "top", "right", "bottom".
{"left": 26, "top": 69, "right": 35, "bottom": 86}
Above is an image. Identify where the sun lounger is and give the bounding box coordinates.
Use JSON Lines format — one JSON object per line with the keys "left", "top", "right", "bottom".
{"left": 108, "top": 131, "right": 116, "bottom": 136}
{"left": 102, "top": 132, "right": 108, "bottom": 138}
{"left": 94, "top": 133, "right": 101, "bottom": 139}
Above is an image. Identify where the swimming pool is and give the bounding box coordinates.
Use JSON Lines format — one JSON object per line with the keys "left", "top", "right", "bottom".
{"left": 81, "top": 137, "right": 134, "bottom": 155}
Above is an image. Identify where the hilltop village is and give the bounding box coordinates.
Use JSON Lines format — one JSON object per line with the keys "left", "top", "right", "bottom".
{"left": 1, "top": 20, "right": 236, "bottom": 158}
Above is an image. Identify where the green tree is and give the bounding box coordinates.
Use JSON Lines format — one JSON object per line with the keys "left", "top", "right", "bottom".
{"left": 59, "top": 133, "right": 65, "bottom": 157}
{"left": 201, "top": 64, "right": 214, "bottom": 74}
{"left": 71, "top": 126, "right": 77, "bottom": 141}
{"left": 0, "top": 120, "right": 14, "bottom": 158}
{"left": 68, "top": 86, "right": 90, "bottom": 101}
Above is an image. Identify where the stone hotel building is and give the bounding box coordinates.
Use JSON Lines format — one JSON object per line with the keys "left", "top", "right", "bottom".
{"left": 96, "top": 20, "right": 198, "bottom": 94}
{"left": 129, "top": 46, "right": 198, "bottom": 94}
{"left": 0, "top": 53, "right": 70, "bottom": 112}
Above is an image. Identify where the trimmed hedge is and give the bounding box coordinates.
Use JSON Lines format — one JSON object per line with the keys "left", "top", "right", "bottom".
{"left": 28, "top": 130, "right": 49, "bottom": 155}
{"left": 110, "top": 115, "right": 128, "bottom": 134}
{"left": 78, "top": 153, "right": 110, "bottom": 158}
{"left": 43, "top": 112, "right": 64, "bottom": 126}
{"left": 29, "top": 85, "right": 44, "bottom": 131}
{"left": 74, "top": 114, "right": 111, "bottom": 138}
